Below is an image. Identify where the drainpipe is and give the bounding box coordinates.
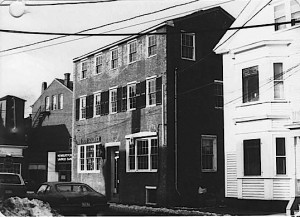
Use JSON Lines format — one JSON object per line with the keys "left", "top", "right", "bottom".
{"left": 175, "top": 68, "right": 180, "bottom": 195}
{"left": 162, "top": 83, "right": 165, "bottom": 146}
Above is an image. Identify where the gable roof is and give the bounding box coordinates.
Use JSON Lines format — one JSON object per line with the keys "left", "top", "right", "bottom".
{"left": 31, "top": 77, "right": 73, "bottom": 107}
{"left": 214, "top": 0, "right": 272, "bottom": 54}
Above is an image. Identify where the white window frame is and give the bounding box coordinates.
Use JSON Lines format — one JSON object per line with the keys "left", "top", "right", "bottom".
{"left": 94, "top": 91, "right": 101, "bottom": 117}
{"left": 109, "top": 88, "right": 117, "bottom": 114}
{"left": 78, "top": 143, "right": 102, "bottom": 173}
{"left": 58, "top": 93, "right": 63, "bottom": 110}
{"left": 80, "top": 60, "right": 88, "bottom": 80}
{"left": 128, "top": 40, "right": 137, "bottom": 64}
{"left": 111, "top": 47, "right": 118, "bottom": 70}
{"left": 126, "top": 136, "right": 158, "bottom": 173}
{"left": 45, "top": 96, "right": 50, "bottom": 111}
{"left": 127, "top": 82, "right": 136, "bottom": 110}
{"left": 146, "top": 76, "right": 157, "bottom": 107}
{"left": 273, "top": 0, "right": 300, "bottom": 31}
{"left": 201, "top": 135, "right": 217, "bottom": 172}
{"left": 291, "top": 0, "right": 300, "bottom": 26}
{"left": 274, "top": 137, "right": 287, "bottom": 175}
{"left": 273, "top": 63, "right": 284, "bottom": 99}
{"left": 79, "top": 96, "right": 87, "bottom": 120}
{"left": 95, "top": 54, "right": 103, "bottom": 75}
{"left": 147, "top": 35, "right": 157, "bottom": 57}
{"left": 181, "top": 32, "right": 195, "bottom": 60}
{"left": 52, "top": 95, "right": 57, "bottom": 110}
{"left": 145, "top": 186, "right": 157, "bottom": 205}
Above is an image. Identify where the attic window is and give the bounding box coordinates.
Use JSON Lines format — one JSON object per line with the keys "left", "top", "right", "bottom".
{"left": 274, "top": 3, "right": 286, "bottom": 31}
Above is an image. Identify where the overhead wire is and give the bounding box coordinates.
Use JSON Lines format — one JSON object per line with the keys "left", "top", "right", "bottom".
{"left": 0, "top": 0, "right": 205, "bottom": 53}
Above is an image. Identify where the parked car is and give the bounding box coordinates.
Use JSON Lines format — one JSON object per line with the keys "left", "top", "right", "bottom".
{"left": 0, "top": 172, "right": 27, "bottom": 204}
{"left": 27, "top": 182, "right": 108, "bottom": 215}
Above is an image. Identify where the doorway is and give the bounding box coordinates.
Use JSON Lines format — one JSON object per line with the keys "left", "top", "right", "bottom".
{"left": 109, "top": 147, "right": 119, "bottom": 202}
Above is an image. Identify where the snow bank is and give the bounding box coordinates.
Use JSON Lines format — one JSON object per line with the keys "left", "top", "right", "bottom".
{"left": 0, "top": 197, "right": 61, "bottom": 217}
{"left": 110, "top": 203, "right": 220, "bottom": 216}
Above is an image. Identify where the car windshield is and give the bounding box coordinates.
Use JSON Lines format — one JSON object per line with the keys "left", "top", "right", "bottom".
{"left": 0, "top": 174, "right": 21, "bottom": 184}
{"left": 56, "top": 184, "right": 93, "bottom": 193}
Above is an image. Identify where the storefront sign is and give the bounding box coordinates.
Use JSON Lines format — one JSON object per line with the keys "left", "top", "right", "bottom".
{"left": 56, "top": 152, "right": 72, "bottom": 163}
{"left": 78, "top": 136, "right": 101, "bottom": 145}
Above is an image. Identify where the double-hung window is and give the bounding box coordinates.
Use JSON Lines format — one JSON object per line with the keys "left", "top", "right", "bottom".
{"left": 181, "top": 33, "right": 195, "bottom": 60}
{"left": 274, "top": 63, "right": 284, "bottom": 99}
{"left": 52, "top": 95, "right": 57, "bottom": 110}
{"left": 274, "top": 3, "right": 287, "bottom": 31}
{"left": 111, "top": 48, "right": 118, "bottom": 69}
{"left": 45, "top": 96, "right": 50, "bottom": 111}
{"left": 58, "top": 94, "right": 63, "bottom": 109}
{"left": 147, "top": 78, "right": 156, "bottom": 106}
{"left": 201, "top": 135, "right": 217, "bottom": 172}
{"left": 128, "top": 41, "right": 137, "bottom": 63}
{"left": 291, "top": 0, "right": 300, "bottom": 26}
{"left": 242, "top": 65, "right": 259, "bottom": 103}
{"left": 81, "top": 61, "right": 87, "bottom": 79}
{"left": 148, "top": 35, "right": 157, "bottom": 57}
{"left": 128, "top": 83, "right": 136, "bottom": 110}
{"left": 214, "top": 81, "right": 223, "bottom": 109}
{"left": 80, "top": 96, "right": 86, "bottom": 119}
{"left": 127, "top": 137, "right": 158, "bottom": 172}
{"left": 244, "top": 139, "right": 261, "bottom": 176}
{"left": 78, "top": 144, "right": 102, "bottom": 172}
{"left": 276, "top": 138, "right": 286, "bottom": 175}
{"left": 110, "top": 88, "right": 117, "bottom": 113}
{"left": 94, "top": 93, "right": 101, "bottom": 116}
{"left": 95, "top": 55, "right": 103, "bottom": 74}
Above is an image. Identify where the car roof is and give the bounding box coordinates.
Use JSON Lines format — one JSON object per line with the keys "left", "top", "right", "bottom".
{"left": 0, "top": 172, "right": 21, "bottom": 176}
{"left": 42, "top": 181, "right": 88, "bottom": 185}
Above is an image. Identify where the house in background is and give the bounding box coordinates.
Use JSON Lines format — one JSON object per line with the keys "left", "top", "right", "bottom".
{"left": 214, "top": 0, "right": 300, "bottom": 214}
{"left": 26, "top": 73, "right": 73, "bottom": 188}
{"left": 0, "top": 95, "right": 27, "bottom": 176}
{"left": 72, "top": 7, "right": 233, "bottom": 207}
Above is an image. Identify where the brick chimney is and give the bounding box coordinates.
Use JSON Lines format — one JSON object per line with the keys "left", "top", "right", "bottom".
{"left": 41, "top": 82, "right": 47, "bottom": 94}
{"left": 64, "top": 73, "right": 70, "bottom": 88}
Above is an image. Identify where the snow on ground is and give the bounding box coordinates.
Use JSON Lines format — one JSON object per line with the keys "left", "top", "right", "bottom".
{"left": 109, "top": 203, "right": 222, "bottom": 216}
{"left": 0, "top": 197, "right": 61, "bottom": 217}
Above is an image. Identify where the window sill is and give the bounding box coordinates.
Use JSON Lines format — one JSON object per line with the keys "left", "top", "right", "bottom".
{"left": 181, "top": 57, "right": 195, "bottom": 61}
{"left": 128, "top": 60, "right": 138, "bottom": 65}
{"left": 147, "top": 54, "right": 157, "bottom": 58}
{"left": 126, "top": 169, "right": 158, "bottom": 173}
{"left": 238, "top": 100, "right": 289, "bottom": 108}
{"left": 78, "top": 170, "right": 101, "bottom": 174}
{"left": 146, "top": 104, "right": 156, "bottom": 108}
{"left": 202, "top": 169, "right": 217, "bottom": 173}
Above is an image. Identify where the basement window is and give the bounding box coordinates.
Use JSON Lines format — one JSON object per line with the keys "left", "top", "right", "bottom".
{"left": 145, "top": 186, "right": 157, "bottom": 205}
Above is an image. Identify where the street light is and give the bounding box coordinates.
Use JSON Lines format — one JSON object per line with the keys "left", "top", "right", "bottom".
{"left": 1, "top": 0, "right": 26, "bottom": 18}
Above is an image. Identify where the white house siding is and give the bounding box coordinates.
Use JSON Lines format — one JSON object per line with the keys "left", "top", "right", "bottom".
{"left": 215, "top": 0, "right": 300, "bottom": 202}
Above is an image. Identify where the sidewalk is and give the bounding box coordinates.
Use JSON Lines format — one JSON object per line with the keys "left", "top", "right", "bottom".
{"left": 108, "top": 203, "right": 287, "bottom": 216}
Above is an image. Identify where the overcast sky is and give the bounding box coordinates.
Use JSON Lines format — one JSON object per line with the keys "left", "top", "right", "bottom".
{"left": 0, "top": 0, "right": 247, "bottom": 116}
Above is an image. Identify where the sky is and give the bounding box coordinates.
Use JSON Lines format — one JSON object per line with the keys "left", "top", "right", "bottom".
{"left": 0, "top": 0, "right": 248, "bottom": 117}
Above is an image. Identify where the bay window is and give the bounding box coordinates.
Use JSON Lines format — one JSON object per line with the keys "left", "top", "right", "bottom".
{"left": 127, "top": 137, "right": 158, "bottom": 172}
{"left": 242, "top": 65, "right": 259, "bottom": 103}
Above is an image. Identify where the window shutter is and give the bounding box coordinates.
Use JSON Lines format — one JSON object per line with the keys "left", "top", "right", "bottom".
{"left": 137, "top": 80, "right": 146, "bottom": 108}
{"left": 102, "top": 91, "right": 109, "bottom": 115}
{"left": 100, "top": 91, "right": 109, "bottom": 116}
{"left": 75, "top": 98, "right": 80, "bottom": 121}
{"left": 156, "top": 76, "right": 162, "bottom": 105}
{"left": 117, "top": 87, "right": 122, "bottom": 112}
{"left": 140, "top": 80, "right": 146, "bottom": 108}
{"left": 122, "top": 86, "right": 127, "bottom": 111}
{"left": 86, "top": 95, "right": 94, "bottom": 119}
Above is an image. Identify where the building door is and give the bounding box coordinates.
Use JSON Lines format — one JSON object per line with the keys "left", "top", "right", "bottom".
{"left": 109, "top": 147, "right": 119, "bottom": 202}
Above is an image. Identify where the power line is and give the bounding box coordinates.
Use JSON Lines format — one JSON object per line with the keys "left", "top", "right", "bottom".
{"left": 0, "top": 0, "right": 235, "bottom": 56}
{"left": 0, "top": 0, "right": 203, "bottom": 53}
{"left": 0, "top": 0, "right": 119, "bottom": 6}
{"left": 2, "top": 20, "right": 299, "bottom": 36}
